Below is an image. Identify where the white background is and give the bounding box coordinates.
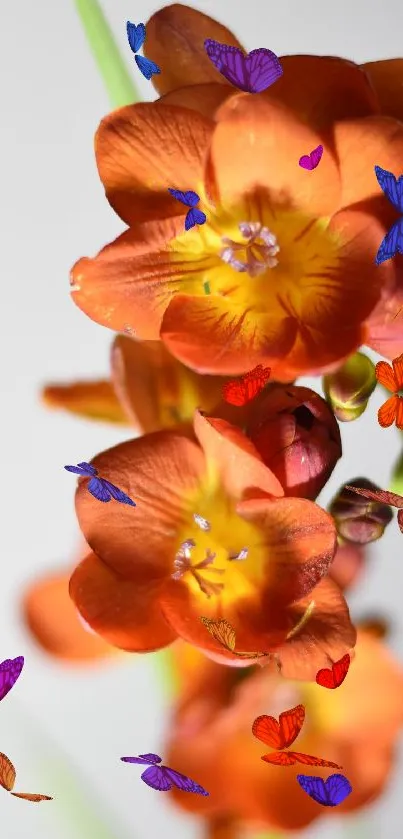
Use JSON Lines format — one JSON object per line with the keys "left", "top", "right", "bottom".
{"left": 1, "top": 0, "right": 403, "bottom": 837}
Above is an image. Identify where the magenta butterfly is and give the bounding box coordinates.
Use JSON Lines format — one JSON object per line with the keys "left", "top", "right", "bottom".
{"left": 299, "top": 145, "right": 323, "bottom": 171}
{"left": 120, "top": 754, "right": 209, "bottom": 795}
{"left": 204, "top": 40, "right": 283, "bottom": 93}
{"left": 0, "top": 657, "right": 24, "bottom": 702}
{"left": 64, "top": 462, "right": 136, "bottom": 506}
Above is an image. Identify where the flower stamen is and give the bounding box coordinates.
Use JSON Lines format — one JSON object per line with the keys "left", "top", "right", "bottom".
{"left": 172, "top": 540, "right": 225, "bottom": 598}
{"left": 220, "top": 222, "right": 280, "bottom": 277}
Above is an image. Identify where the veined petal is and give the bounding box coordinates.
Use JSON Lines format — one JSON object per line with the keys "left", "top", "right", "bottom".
{"left": 159, "top": 83, "right": 234, "bottom": 118}
{"left": 265, "top": 55, "right": 379, "bottom": 130}
{"left": 95, "top": 103, "right": 214, "bottom": 225}
{"left": 74, "top": 432, "right": 205, "bottom": 581}
{"left": 208, "top": 94, "right": 341, "bottom": 216}
{"left": 144, "top": 4, "right": 243, "bottom": 95}
{"left": 335, "top": 116, "right": 403, "bottom": 208}
{"left": 363, "top": 59, "right": 403, "bottom": 122}
{"left": 161, "top": 293, "right": 297, "bottom": 375}
{"left": 69, "top": 553, "right": 177, "bottom": 652}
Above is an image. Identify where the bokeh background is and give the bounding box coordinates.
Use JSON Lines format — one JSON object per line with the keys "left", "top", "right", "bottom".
{"left": 2, "top": 0, "right": 403, "bottom": 836}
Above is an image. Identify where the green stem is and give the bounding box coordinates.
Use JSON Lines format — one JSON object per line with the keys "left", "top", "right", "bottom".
{"left": 73, "top": 0, "right": 140, "bottom": 108}
{"left": 390, "top": 448, "right": 403, "bottom": 495}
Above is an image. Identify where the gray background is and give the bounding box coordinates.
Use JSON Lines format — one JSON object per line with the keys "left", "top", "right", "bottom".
{"left": 1, "top": 0, "right": 403, "bottom": 837}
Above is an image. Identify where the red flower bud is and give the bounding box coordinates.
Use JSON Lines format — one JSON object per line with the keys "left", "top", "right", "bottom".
{"left": 330, "top": 478, "right": 393, "bottom": 544}
{"left": 246, "top": 385, "right": 341, "bottom": 499}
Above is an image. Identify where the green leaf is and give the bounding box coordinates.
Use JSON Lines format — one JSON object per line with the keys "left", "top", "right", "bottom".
{"left": 73, "top": 0, "right": 140, "bottom": 108}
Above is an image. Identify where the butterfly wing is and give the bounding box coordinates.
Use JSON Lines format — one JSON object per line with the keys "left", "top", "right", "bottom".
{"left": 278, "top": 704, "right": 305, "bottom": 748}
{"left": 310, "top": 145, "right": 324, "bottom": 168}
{"left": 200, "top": 617, "right": 236, "bottom": 651}
{"left": 0, "top": 656, "right": 24, "bottom": 702}
{"left": 398, "top": 508, "right": 403, "bottom": 534}
{"left": 204, "top": 40, "right": 249, "bottom": 90}
{"left": 76, "top": 461, "right": 97, "bottom": 475}
{"left": 134, "top": 55, "right": 161, "bottom": 80}
{"left": 374, "top": 166, "right": 403, "bottom": 212}
{"left": 252, "top": 715, "right": 282, "bottom": 749}
{"left": 100, "top": 479, "right": 136, "bottom": 507}
{"left": 378, "top": 395, "right": 399, "bottom": 428}
{"left": 331, "top": 654, "right": 350, "bottom": 687}
{"left": 185, "top": 207, "right": 207, "bottom": 230}
{"left": 163, "top": 766, "right": 209, "bottom": 796}
{"left": 375, "top": 218, "right": 403, "bottom": 264}
{"left": 11, "top": 792, "right": 52, "bottom": 801}
{"left": 64, "top": 464, "right": 92, "bottom": 475}
{"left": 345, "top": 485, "right": 403, "bottom": 509}
{"left": 121, "top": 754, "right": 161, "bottom": 765}
{"left": 262, "top": 751, "right": 341, "bottom": 768}
{"left": 375, "top": 359, "right": 398, "bottom": 392}
{"left": 297, "top": 774, "right": 329, "bottom": 805}
{"left": 299, "top": 154, "right": 314, "bottom": 171}
{"left": 87, "top": 477, "right": 112, "bottom": 502}
{"left": 126, "top": 21, "right": 146, "bottom": 53}
{"left": 168, "top": 189, "right": 200, "bottom": 207}
{"left": 245, "top": 48, "right": 283, "bottom": 93}
{"left": 222, "top": 365, "right": 271, "bottom": 406}
{"left": 325, "top": 773, "right": 352, "bottom": 806}
{"left": 0, "top": 752, "right": 16, "bottom": 791}
{"left": 141, "top": 765, "right": 172, "bottom": 791}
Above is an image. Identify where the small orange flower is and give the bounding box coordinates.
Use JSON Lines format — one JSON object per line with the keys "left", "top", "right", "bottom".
{"left": 68, "top": 413, "right": 355, "bottom": 676}
{"left": 164, "top": 628, "right": 403, "bottom": 832}
{"left": 375, "top": 352, "right": 403, "bottom": 428}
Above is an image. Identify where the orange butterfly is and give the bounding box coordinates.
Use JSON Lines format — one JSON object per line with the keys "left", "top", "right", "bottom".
{"left": 0, "top": 752, "right": 52, "bottom": 802}
{"left": 200, "top": 617, "right": 270, "bottom": 663}
{"left": 375, "top": 353, "right": 403, "bottom": 428}
{"left": 252, "top": 707, "right": 342, "bottom": 769}
{"left": 222, "top": 365, "right": 271, "bottom": 406}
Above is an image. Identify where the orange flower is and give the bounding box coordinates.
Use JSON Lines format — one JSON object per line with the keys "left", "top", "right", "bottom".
{"left": 164, "top": 628, "right": 403, "bottom": 832}
{"left": 69, "top": 4, "right": 403, "bottom": 380}
{"left": 42, "top": 335, "right": 227, "bottom": 432}
{"left": 375, "top": 352, "right": 403, "bottom": 428}
{"left": 68, "top": 413, "right": 355, "bottom": 676}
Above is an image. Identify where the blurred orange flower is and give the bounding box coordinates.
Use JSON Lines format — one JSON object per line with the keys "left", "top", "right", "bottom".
{"left": 375, "top": 352, "right": 403, "bottom": 428}
{"left": 42, "top": 335, "right": 227, "bottom": 433}
{"left": 67, "top": 412, "right": 355, "bottom": 675}
{"left": 164, "top": 627, "right": 403, "bottom": 833}
{"left": 70, "top": 4, "right": 403, "bottom": 378}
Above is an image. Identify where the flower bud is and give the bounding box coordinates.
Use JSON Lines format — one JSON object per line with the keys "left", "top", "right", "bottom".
{"left": 246, "top": 385, "right": 341, "bottom": 499}
{"left": 323, "top": 351, "right": 376, "bottom": 422}
{"left": 330, "top": 478, "right": 393, "bottom": 544}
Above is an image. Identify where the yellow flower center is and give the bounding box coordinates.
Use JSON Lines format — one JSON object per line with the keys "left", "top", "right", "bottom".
{"left": 220, "top": 222, "right": 280, "bottom": 277}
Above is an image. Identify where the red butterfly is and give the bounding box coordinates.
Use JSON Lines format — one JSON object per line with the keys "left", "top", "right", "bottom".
{"left": 222, "top": 365, "right": 271, "bottom": 406}
{"left": 252, "top": 705, "right": 341, "bottom": 769}
{"left": 316, "top": 654, "right": 350, "bottom": 689}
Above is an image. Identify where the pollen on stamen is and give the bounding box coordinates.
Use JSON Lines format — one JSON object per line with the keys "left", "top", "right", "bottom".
{"left": 220, "top": 221, "right": 280, "bottom": 277}
{"left": 193, "top": 513, "right": 211, "bottom": 532}
{"left": 228, "top": 547, "right": 249, "bottom": 561}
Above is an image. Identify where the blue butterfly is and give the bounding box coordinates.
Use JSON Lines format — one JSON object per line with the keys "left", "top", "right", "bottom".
{"left": 374, "top": 165, "right": 403, "bottom": 264}
{"left": 126, "top": 21, "right": 161, "bottom": 81}
{"left": 168, "top": 189, "right": 207, "bottom": 231}
{"left": 297, "top": 773, "right": 352, "bottom": 807}
{"left": 64, "top": 462, "right": 136, "bottom": 506}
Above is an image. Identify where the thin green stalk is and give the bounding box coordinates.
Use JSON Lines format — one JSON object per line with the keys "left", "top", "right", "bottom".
{"left": 73, "top": 0, "right": 140, "bottom": 108}
{"left": 389, "top": 448, "right": 403, "bottom": 495}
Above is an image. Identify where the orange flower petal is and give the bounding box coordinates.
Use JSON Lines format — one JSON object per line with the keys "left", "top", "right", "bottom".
{"left": 193, "top": 410, "right": 284, "bottom": 499}
{"left": 110, "top": 336, "right": 225, "bottom": 433}
{"left": 22, "top": 571, "right": 114, "bottom": 662}
{"left": 274, "top": 577, "right": 356, "bottom": 681}
{"left": 363, "top": 59, "right": 403, "bottom": 122}
{"left": 375, "top": 359, "right": 398, "bottom": 391}
{"left": 75, "top": 432, "right": 205, "bottom": 580}
{"left": 71, "top": 221, "right": 186, "bottom": 338}
{"left": 378, "top": 395, "right": 398, "bottom": 427}
{"left": 365, "top": 263, "right": 403, "bottom": 360}
{"left": 144, "top": 4, "right": 243, "bottom": 95}
{"left": 42, "top": 380, "right": 128, "bottom": 425}
{"left": 265, "top": 55, "right": 379, "bottom": 131}
{"left": 161, "top": 293, "right": 297, "bottom": 375}
{"left": 95, "top": 103, "right": 214, "bottom": 225}
{"left": 208, "top": 94, "right": 341, "bottom": 216}
{"left": 395, "top": 396, "right": 403, "bottom": 429}
{"left": 69, "top": 553, "right": 176, "bottom": 652}
{"left": 334, "top": 116, "right": 403, "bottom": 208}
{"left": 159, "top": 83, "right": 233, "bottom": 118}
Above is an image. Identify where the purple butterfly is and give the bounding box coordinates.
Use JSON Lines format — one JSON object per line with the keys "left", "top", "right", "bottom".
{"left": 0, "top": 656, "right": 24, "bottom": 702}
{"left": 121, "top": 754, "right": 209, "bottom": 796}
{"left": 297, "top": 773, "right": 352, "bottom": 806}
{"left": 299, "top": 145, "right": 324, "bottom": 171}
{"left": 204, "top": 40, "right": 283, "bottom": 94}
{"left": 126, "top": 21, "right": 161, "bottom": 80}
{"left": 64, "top": 462, "right": 136, "bottom": 506}
{"left": 167, "top": 189, "right": 207, "bottom": 231}
{"left": 374, "top": 166, "right": 403, "bottom": 264}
